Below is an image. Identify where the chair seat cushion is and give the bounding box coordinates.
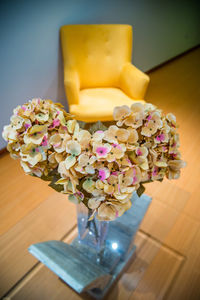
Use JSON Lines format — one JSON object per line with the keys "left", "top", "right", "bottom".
{"left": 70, "top": 88, "right": 145, "bottom": 122}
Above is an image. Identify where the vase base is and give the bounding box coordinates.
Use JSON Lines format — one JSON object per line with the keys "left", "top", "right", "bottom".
{"left": 87, "top": 244, "right": 136, "bottom": 299}
{"left": 28, "top": 193, "right": 152, "bottom": 299}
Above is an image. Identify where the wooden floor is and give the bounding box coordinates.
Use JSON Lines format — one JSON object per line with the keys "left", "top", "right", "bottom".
{"left": 0, "top": 47, "right": 200, "bottom": 300}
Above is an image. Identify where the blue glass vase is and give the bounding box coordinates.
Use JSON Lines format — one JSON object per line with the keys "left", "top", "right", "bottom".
{"left": 75, "top": 192, "right": 152, "bottom": 269}
{"left": 77, "top": 202, "right": 109, "bottom": 254}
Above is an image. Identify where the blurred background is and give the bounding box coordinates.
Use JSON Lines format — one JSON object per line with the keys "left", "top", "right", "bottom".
{"left": 0, "top": 0, "right": 199, "bottom": 149}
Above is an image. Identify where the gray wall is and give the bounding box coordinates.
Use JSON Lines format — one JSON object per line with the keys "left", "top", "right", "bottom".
{"left": 0, "top": 0, "right": 199, "bottom": 149}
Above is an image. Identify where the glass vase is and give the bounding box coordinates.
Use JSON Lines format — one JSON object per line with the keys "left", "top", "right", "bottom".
{"left": 75, "top": 192, "right": 152, "bottom": 271}
{"left": 76, "top": 202, "right": 109, "bottom": 254}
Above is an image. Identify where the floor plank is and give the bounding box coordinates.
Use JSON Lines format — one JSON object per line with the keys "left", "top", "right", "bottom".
{"left": 0, "top": 154, "right": 53, "bottom": 235}
{"left": 0, "top": 193, "right": 76, "bottom": 298}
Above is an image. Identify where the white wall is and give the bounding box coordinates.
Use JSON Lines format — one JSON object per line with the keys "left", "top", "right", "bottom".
{"left": 0, "top": 0, "right": 199, "bottom": 149}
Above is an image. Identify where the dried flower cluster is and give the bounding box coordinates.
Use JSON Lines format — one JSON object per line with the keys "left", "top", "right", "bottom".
{"left": 2, "top": 99, "right": 185, "bottom": 221}
{"left": 2, "top": 98, "right": 74, "bottom": 177}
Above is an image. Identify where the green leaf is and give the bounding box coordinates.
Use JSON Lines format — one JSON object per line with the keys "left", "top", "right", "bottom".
{"left": 136, "top": 184, "right": 145, "bottom": 197}
{"left": 77, "top": 120, "right": 86, "bottom": 129}
{"left": 48, "top": 173, "right": 64, "bottom": 193}
{"left": 157, "top": 178, "right": 164, "bottom": 182}
{"left": 88, "top": 121, "right": 108, "bottom": 134}
{"left": 68, "top": 194, "right": 80, "bottom": 204}
{"left": 40, "top": 173, "right": 54, "bottom": 181}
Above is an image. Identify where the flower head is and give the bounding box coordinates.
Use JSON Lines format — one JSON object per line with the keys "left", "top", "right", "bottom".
{"left": 2, "top": 99, "right": 185, "bottom": 221}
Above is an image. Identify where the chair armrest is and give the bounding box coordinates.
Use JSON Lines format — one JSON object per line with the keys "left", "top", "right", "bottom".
{"left": 119, "top": 62, "right": 150, "bottom": 100}
{"left": 64, "top": 69, "right": 80, "bottom": 105}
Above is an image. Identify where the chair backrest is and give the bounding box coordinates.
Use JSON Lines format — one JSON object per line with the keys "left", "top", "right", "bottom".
{"left": 60, "top": 24, "right": 132, "bottom": 89}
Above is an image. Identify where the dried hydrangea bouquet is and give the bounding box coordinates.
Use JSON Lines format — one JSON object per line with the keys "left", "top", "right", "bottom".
{"left": 2, "top": 98, "right": 185, "bottom": 295}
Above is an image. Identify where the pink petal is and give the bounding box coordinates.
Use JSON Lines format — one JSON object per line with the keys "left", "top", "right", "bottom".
{"left": 25, "top": 123, "right": 31, "bottom": 130}
{"left": 136, "top": 149, "right": 143, "bottom": 156}
{"left": 41, "top": 135, "right": 48, "bottom": 146}
{"left": 96, "top": 146, "right": 108, "bottom": 156}
{"left": 111, "top": 171, "right": 118, "bottom": 176}
{"left": 53, "top": 143, "right": 61, "bottom": 148}
{"left": 98, "top": 169, "right": 106, "bottom": 181}
{"left": 118, "top": 184, "right": 121, "bottom": 193}
{"left": 132, "top": 176, "right": 137, "bottom": 184}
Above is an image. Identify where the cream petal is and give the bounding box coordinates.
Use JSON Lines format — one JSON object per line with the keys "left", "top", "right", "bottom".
{"left": 55, "top": 178, "right": 69, "bottom": 185}
{"left": 29, "top": 124, "right": 47, "bottom": 134}
{"left": 92, "top": 131, "right": 105, "bottom": 142}
{"left": 85, "top": 165, "right": 95, "bottom": 174}
{"left": 155, "top": 161, "right": 168, "bottom": 167}
{"left": 24, "top": 134, "right": 44, "bottom": 145}
{"left": 88, "top": 198, "right": 102, "bottom": 209}
{"left": 48, "top": 153, "right": 57, "bottom": 164}
{"left": 66, "top": 120, "right": 77, "bottom": 133}
{"left": 127, "top": 128, "right": 138, "bottom": 144}
{"left": 10, "top": 115, "right": 24, "bottom": 129}
{"left": 20, "top": 161, "right": 32, "bottom": 174}
{"left": 55, "top": 153, "right": 64, "bottom": 163}
{"left": 35, "top": 112, "right": 49, "bottom": 122}
{"left": 66, "top": 140, "right": 81, "bottom": 156}
{"left": 77, "top": 130, "right": 91, "bottom": 146}
{"left": 113, "top": 105, "right": 131, "bottom": 121}
{"left": 91, "top": 189, "right": 104, "bottom": 197}
{"left": 74, "top": 165, "right": 86, "bottom": 174}
{"left": 131, "top": 102, "right": 144, "bottom": 114}
{"left": 124, "top": 114, "right": 143, "bottom": 128}
{"left": 113, "top": 193, "right": 129, "bottom": 200}
{"left": 96, "top": 179, "right": 104, "bottom": 189}
{"left": 103, "top": 125, "right": 118, "bottom": 143}
{"left": 78, "top": 153, "right": 89, "bottom": 166}
{"left": 168, "top": 159, "right": 186, "bottom": 170}
{"left": 166, "top": 113, "right": 176, "bottom": 125}
{"left": 82, "top": 179, "right": 95, "bottom": 193}
{"left": 104, "top": 184, "right": 114, "bottom": 194}
{"left": 167, "top": 169, "right": 180, "bottom": 180}
{"left": 27, "top": 152, "right": 42, "bottom": 166}
{"left": 2, "top": 125, "right": 18, "bottom": 141}
{"left": 97, "top": 202, "right": 116, "bottom": 221}
{"left": 140, "top": 158, "right": 149, "bottom": 170}
{"left": 117, "top": 128, "right": 130, "bottom": 142}
{"left": 89, "top": 155, "right": 97, "bottom": 164}
{"left": 65, "top": 155, "right": 76, "bottom": 169}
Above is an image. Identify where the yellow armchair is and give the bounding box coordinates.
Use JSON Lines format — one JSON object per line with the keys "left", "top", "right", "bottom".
{"left": 60, "top": 24, "right": 150, "bottom": 122}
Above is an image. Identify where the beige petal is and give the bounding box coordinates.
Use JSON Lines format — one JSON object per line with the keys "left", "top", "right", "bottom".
{"left": 155, "top": 161, "right": 168, "bottom": 168}
{"left": 113, "top": 105, "right": 131, "bottom": 121}
{"left": 65, "top": 155, "right": 76, "bottom": 169}
{"left": 66, "top": 140, "right": 81, "bottom": 156}
{"left": 88, "top": 198, "right": 101, "bottom": 209}
{"left": 130, "top": 102, "right": 144, "bottom": 114}
{"left": 78, "top": 153, "right": 89, "bottom": 166}
{"left": 117, "top": 128, "right": 130, "bottom": 142}
{"left": 77, "top": 130, "right": 91, "bottom": 145}
{"left": 127, "top": 128, "right": 138, "bottom": 144}
{"left": 97, "top": 202, "right": 116, "bottom": 221}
